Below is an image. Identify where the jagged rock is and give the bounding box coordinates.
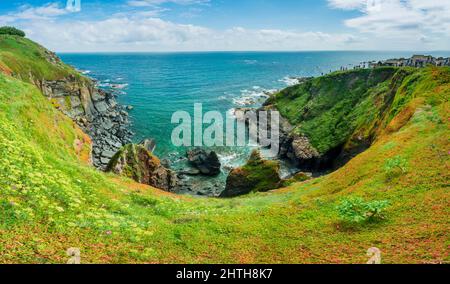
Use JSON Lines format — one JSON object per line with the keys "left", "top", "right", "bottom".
{"left": 106, "top": 144, "right": 178, "bottom": 191}
{"left": 179, "top": 168, "right": 201, "bottom": 176}
{"left": 161, "top": 159, "right": 171, "bottom": 168}
{"left": 291, "top": 135, "right": 320, "bottom": 160}
{"left": 140, "top": 139, "right": 156, "bottom": 153}
{"left": 186, "top": 148, "right": 221, "bottom": 176}
{"left": 94, "top": 101, "right": 109, "bottom": 113}
{"left": 36, "top": 70, "right": 132, "bottom": 171}
{"left": 103, "top": 119, "right": 113, "bottom": 130}
{"left": 101, "top": 150, "right": 116, "bottom": 159}
{"left": 220, "top": 150, "right": 282, "bottom": 198}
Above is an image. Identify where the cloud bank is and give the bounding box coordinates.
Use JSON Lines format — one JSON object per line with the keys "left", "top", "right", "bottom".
{"left": 0, "top": 0, "right": 449, "bottom": 52}
{"left": 329, "top": 0, "right": 450, "bottom": 41}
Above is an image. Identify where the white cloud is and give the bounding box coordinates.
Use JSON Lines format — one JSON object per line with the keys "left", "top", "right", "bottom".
{"left": 328, "top": 0, "right": 450, "bottom": 42}
{"left": 0, "top": 3, "right": 69, "bottom": 24}
{"left": 2, "top": 1, "right": 449, "bottom": 51}
{"left": 127, "top": 0, "right": 210, "bottom": 7}
{"left": 328, "top": 0, "right": 367, "bottom": 10}
{"left": 21, "top": 16, "right": 358, "bottom": 52}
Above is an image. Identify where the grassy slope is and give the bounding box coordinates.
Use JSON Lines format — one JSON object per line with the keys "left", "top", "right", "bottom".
{"left": 0, "top": 35, "right": 82, "bottom": 82}
{"left": 268, "top": 67, "right": 403, "bottom": 154}
{"left": 0, "top": 36, "right": 448, "bottom": 263}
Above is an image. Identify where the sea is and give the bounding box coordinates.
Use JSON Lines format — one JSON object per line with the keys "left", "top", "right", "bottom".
{"left": 59, "top": 51, "right": 450, "bottom": 194}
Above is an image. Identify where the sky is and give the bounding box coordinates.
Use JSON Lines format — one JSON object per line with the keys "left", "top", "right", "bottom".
{"left": 0, "top": 0, "right": 449, "bottom": 52}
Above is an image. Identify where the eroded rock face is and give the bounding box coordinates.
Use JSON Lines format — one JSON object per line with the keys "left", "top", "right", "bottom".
{"left": 187, "top": 148, "right": 221, "bottom": 176}
{"left": 37, "top": 76, "right": 133, "bottom": 170}
{"left": 106, "top": 144, "right": 178, "bottom": 191}
{"left": 290, "top": 135, "right": 320, "bottom": 160}
{"left": 220, "top": 150, "right": 282, "bottom": 198}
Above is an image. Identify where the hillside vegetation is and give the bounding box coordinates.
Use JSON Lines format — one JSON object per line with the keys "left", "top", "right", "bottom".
{"left": 0, "top": 35, "right": 81, "bottom": 82}
{"left": 0, "top": 35, "right": 448, "bottom": 263}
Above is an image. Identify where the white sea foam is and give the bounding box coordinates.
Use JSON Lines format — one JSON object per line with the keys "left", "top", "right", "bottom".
{"left": 279, "top": 76, "right": 300, "bottom": 86}
{"left": 217, "top": 152, "right": 244, "bottom": 171}
{"left": 244, "top": 60, "right": 258, "bottom": 65}
{"left": 111, "top": 83, "right": 129, "bottom": 90}
{"left": 232, "top": 86, "right": 274, "bottom": 107}
{"left": 97, "top": 82, "right": 110, "bottom": 88}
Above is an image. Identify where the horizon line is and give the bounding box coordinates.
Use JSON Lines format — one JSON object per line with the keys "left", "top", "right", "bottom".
{"left": 56, "top": 50, "right": 450, "bottom": 54}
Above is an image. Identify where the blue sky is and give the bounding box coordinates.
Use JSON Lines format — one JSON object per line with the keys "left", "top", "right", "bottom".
{"left": 1, "top": 0, "right": 449, "bottom": 52}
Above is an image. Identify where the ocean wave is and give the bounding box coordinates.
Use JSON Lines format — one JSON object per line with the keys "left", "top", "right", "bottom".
{"left": 96, "top": 82, "right": 129, "bottom": 90}
{"left": 97, "top": 82, "right": 110, "bottom": 88}
{"left": 217, "top": 152, "right": 245, "bottom": 171}
{"left": 111, "top": 83, "right": 129, "bottom": 89}
{"left": 232, "top": 86, "right": 276, "bottom": 107}
{"left": 279, "top": 76, "right": 301, "bottom": 86}
{"left": 244, "top": 59, "right": 258, "bottom": 65}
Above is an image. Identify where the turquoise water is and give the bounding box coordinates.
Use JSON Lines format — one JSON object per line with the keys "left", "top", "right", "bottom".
{"left": 59, "top": 51, "right": 450, "bottom": 175}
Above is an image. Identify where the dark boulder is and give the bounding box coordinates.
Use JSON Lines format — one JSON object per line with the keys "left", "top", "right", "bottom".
{"left": 220, "top": 150, "right": 282, "bottom": 198}
{"left": 186, "top": 148, "right": 221, "bottom": 176}
{"left": 107, "top": 144, "right": 178, "bottom": 191}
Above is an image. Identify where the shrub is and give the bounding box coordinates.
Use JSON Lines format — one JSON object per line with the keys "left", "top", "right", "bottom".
{"left": 337, "top": 197, "right": 389, "bottom": 224}
{"left": 384, "top": 155, "right": 408, "bottom": 180}
{"left": 0, "top": 26, "right": 26, "bottom": 37}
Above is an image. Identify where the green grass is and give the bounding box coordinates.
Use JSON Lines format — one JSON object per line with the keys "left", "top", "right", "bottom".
{"left": 0, "top": 36, "right": 449, "bottom": 263}
{"left": 0, "top": 35, "right": 82, "bottom": 82}
{"left": 268, "top": 67, "right": 408, "bottom": 154}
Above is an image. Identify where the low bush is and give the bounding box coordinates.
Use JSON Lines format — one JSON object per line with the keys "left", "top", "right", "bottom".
{"left": 337, "top": 197, "right": 389, "bottom": 224}
{"left": 384, "top": 155, "right": 408, "bottom": 180}
{"left": 0, "top": 26, "right": 26, "bottom": 37}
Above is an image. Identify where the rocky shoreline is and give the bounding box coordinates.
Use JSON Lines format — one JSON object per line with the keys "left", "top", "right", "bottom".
{"left": 34, "top": 59, "right": 316, "bottom": 196}
{"left": 37, "top": 74, "right": 133, "bottom": 170}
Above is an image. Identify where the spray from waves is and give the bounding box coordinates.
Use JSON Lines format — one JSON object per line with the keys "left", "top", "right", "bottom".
{"left": 244, "top": 59, "right": 258, "bottom": 65}
{"left": 279, "top": 76, "right": 301, "bottom": 86}
{"left": 232, "top": 86, "right": 277, "bottom": 107}
{"left": 97, "top": 81, "right": 129, "bottom": 90}
{"left": 217, "top": 152, "right": 244, "bottom": 171}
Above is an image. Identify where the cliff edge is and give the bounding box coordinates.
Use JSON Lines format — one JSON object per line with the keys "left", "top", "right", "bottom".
{"left": 0, "top": 34, "right": 133, "bottom": 169}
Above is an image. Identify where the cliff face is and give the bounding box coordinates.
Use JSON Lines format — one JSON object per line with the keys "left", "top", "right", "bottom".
{"left": 37, "top": 76, "right": 133, "bottom": 169}
{"left": 106, "top": 143, "right": 178, "bottom": 191}
{"left": 264, "top": 67, "right": 424, "bottom": 172}
{"left": 0, "top": 35, "right": 132, "bottom": 169}
{"left": 221, "top": 150, "right": 282, "bottom": 198}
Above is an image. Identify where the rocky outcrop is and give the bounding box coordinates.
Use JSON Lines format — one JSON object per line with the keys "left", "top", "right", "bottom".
{"left": 186, "top": 148, "right": 221, "bottom": 176}
{"left": 279, "top": 133, "right": 326, "bottom": 171}
{"left": 265, "top": 68, "right": 410, "bottom": 173}
{"left": 281, "top": 172, "right": 312, "bottom": 187}
{"left": 140, "top": 139, "right": 156, "bottom": 153}
{"left": 236, "top": 105, "right": 324, "bottom": 171}
{"left": 37, "top": 75, "right": 133, "bottom": 170}
{"left": 106, "top": 143, "right": 178, "bottom": 191}
{"left": 220, "top": 150, "right": 282, "bottom": 198}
